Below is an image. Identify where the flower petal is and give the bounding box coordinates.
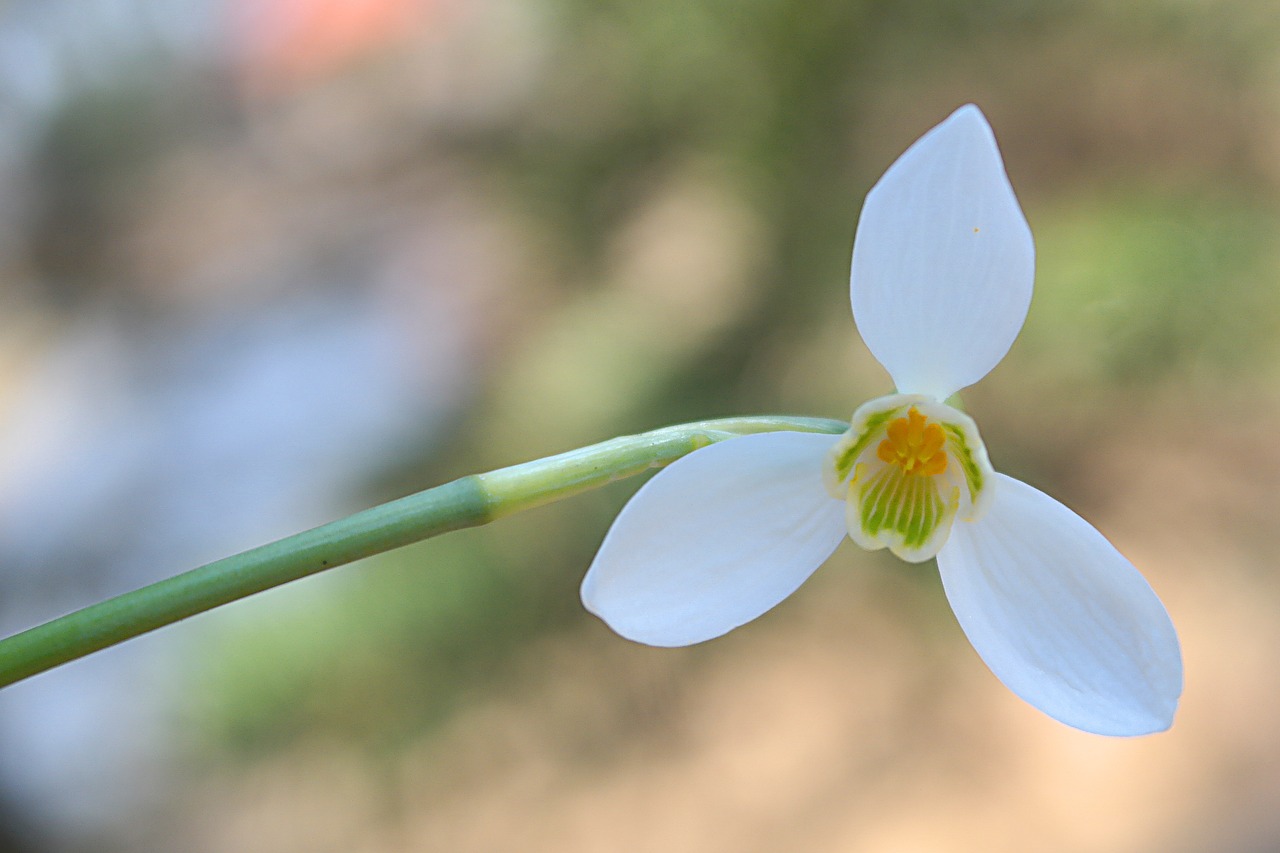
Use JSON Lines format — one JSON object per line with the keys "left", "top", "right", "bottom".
{"left": 936, "top": 474, "right": 1182, "bottom": 736}
{"left": 850, "top": 104, "right": 1035, "bottom": 400}
{"left": 581, "top": 431, "right": 847, "bottom": 647}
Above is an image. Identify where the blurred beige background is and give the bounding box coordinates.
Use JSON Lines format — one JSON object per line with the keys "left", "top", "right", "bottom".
{"left": 0, "top": 0, "right": 1278, "bottom": 851}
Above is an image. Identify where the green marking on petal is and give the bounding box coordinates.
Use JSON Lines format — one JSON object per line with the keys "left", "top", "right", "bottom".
{"left": 906, "top": 476, "right": 928, "bottom": 547}
{"left": 942, "top": 423, "right": 983, "bottom": 504}
{"left": 859, "top": 466, "right": 891, "bottom": 534}
{"left": 832, "top": 407, "right": 902, "bottom": 484}
{"left": 854, "top": 464, "right": 949, "bottom": 556}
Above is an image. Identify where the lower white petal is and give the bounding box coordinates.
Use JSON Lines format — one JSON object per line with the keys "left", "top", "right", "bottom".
{"left": 581, "top": 431, "right": 847, "bottom": 647}
{"left": 936, "top": 473, "right": 1182, "bottom": 736}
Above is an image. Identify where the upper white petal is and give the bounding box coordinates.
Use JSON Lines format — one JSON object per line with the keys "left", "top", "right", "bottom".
{"left": 581, "top": 431, "right": 847, "bottom": 647}
{"left": 936, "top": 474, "right": 1182, "bottom": 736}
{"left": 850, "top": 104, "right": 1035, "bottom": 400}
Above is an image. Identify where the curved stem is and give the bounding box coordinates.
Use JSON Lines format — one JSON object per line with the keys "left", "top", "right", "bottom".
{"left": 0, "top": 415, "right": 847, "bottom": 689}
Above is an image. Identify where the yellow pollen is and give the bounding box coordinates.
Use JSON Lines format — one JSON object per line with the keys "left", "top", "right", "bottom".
{"left": 876, "top": 406, "right": 948, "bottom": 476}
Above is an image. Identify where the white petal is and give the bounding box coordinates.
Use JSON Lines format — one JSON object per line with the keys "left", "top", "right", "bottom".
{"left": 851, "top": 104, "right": 1035, "bottom": 400}
{"left": 937, "top": 474, "right": 1182, "bottom": 736}
{"left": 581, "top": 431, "right": 847, "bottom": 647}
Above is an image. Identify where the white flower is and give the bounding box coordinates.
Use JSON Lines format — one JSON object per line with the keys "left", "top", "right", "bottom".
{"left": 579, "top": 105, "right": 1183, "bottom": 736}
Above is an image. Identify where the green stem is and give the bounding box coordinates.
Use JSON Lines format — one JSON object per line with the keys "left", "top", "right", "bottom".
{"left": 0, "top": 415, "right": 847, "bottom": 689}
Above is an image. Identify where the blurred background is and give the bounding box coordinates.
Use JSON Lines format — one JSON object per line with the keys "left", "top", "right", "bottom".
{"left": 0, "top": 0, "right": 1277, "bottom": 850}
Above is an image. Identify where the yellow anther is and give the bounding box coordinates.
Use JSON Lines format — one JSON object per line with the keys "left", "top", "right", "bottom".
{"left": 876, "top": 406, "right": 948, "bottom": 476}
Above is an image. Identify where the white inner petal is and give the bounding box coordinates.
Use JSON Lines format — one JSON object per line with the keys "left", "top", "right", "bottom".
{"left": 827, "top": 393, "right": 995, "bottom": 562}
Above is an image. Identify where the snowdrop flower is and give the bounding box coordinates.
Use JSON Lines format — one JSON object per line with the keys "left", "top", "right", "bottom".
{"left": 580, "top": 105, "right": 1183, "bottom": 736}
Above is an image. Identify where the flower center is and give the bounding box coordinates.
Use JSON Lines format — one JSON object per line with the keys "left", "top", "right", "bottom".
{"left": 824, "top": 393, "right": 995, "bottom": 563}
{"left": 876, "top": 406, "right": 948, "bottom": 477}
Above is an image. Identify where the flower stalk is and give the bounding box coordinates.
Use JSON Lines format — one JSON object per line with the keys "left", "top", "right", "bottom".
{"left": 0, "top": 415, "right": 847, "bottom": 690}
